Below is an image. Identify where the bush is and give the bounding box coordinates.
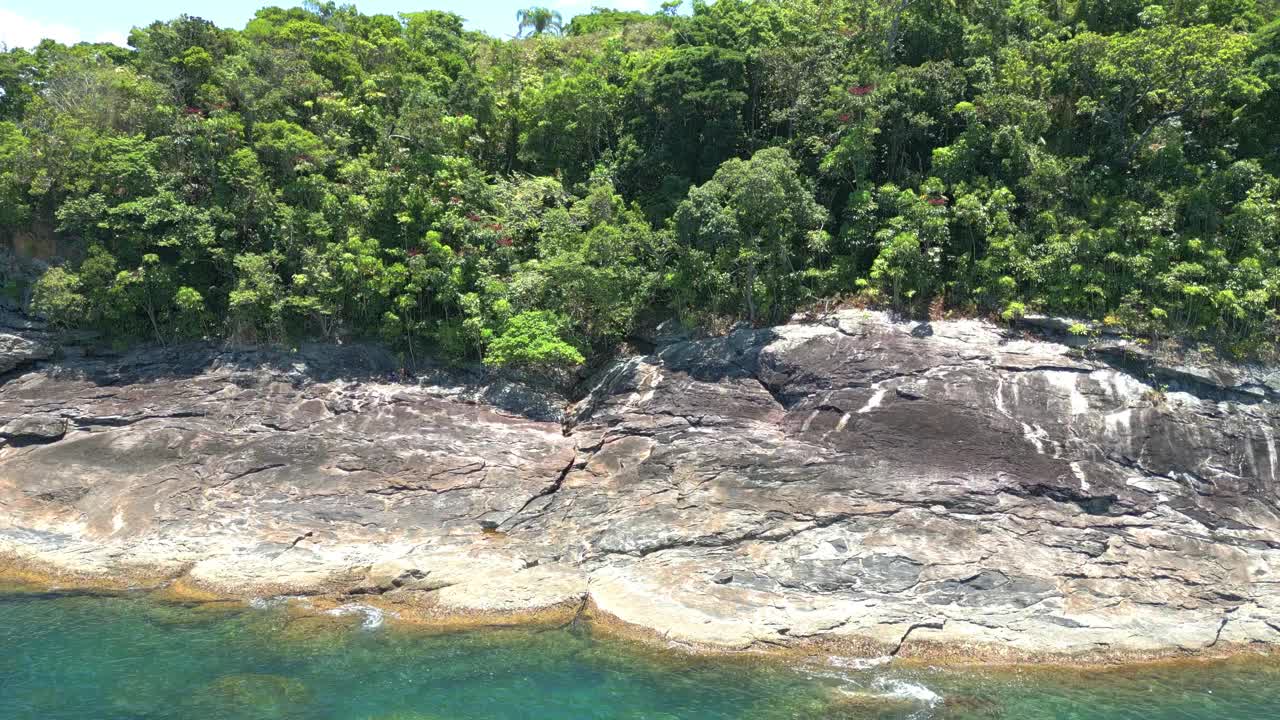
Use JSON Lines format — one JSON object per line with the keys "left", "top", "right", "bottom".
{"left": 173, "top": 286, "right": 207, "bottom": 339}
{"left": 483, "top": 311, "right": 584, "bottom": 369}
{"left": 30, "top": 267, "right": 87, "bottom": 330}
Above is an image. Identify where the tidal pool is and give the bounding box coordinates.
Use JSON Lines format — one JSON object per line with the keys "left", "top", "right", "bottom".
{"left": 1, "top": 587, "right": 1277, "bottom": 719}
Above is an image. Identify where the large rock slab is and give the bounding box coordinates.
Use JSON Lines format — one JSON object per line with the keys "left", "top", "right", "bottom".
{"left": 544, "top": 312, "right": 1280, "bottom": 656}
{"left": 1, "top": 311, "right": 1277, "bottom": 661}
{"left": 0, "top": 343, "right": 575, "bottom": 596}
{"left": 0, "top": 332, "right": 51, "bottom": 375}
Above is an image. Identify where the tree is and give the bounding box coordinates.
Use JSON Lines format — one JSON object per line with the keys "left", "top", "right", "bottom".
{"left": 867, "top": 183, "right": 948, "bottom": 308}
{"left": 110, "top": 253, "right": 174, "bottom": 344}
{"left": 128, "top": 15, "right": 232, "bottom": 106}
{"left": 1061, "top": 24, "right": 1262, "bottom": 168}
{"left": 30, "top": 267, "right": 86, "bottom": 331}
{"left": 517, "top": 179, "right": 665, "bottom": 348}
{"left": 228, "top": 253, "right": 284, "bottom": 342}
{"left": 3, "top": 0, "right": 1279, "bottom": 357}
{"left": 566, "top": 8, "right": 655, "bottom": 36}
{"left": 516, "top": 7, "right": 563, "bottom": 38}
{"left": 484, "top": 310, "right": 584, "bottom": 369}
{"left": 518, "top": 70, "right": 621, "bottom": 185}
{"left": 617, "top": 45, "right": 750, "bottom": 217}
{"left": 172, "top": 286, "right": 208, "bottom": 339}
{"left": 673, "top": 147, "right": 828, "bottom": 323}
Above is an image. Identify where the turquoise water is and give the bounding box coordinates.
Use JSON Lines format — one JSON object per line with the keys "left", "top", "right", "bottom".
{"left": 2, "top": 588, "right": 1279, "bottom": 719}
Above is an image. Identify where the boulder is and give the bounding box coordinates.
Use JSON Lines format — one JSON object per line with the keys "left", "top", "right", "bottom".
{"left": 0, "top": 332, "right": 51, "bottom": 375}
{"left": 0, "top": 415, "right": 67, "bottom": 443}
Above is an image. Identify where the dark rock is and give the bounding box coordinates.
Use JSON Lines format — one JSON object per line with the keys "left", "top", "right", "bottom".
{"left": 653, "top": 318, "right": 696, "bottom": 347}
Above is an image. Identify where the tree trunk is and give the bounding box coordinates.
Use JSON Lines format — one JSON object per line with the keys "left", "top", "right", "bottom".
{"left": 885, "top": 0, "right": 914, "bottom": 64}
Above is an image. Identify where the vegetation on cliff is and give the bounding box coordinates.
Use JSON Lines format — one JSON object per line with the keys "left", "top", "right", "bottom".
{"left": 4, "top": 0, "right": 1280, "bottom": 366}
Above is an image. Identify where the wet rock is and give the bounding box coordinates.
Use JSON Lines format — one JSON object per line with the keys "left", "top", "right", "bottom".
{"left": 188, "top": 674, "right": 311, "bottom": 719}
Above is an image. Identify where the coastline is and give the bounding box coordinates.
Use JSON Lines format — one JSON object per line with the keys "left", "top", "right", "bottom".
{"left": 3, "top": 555, "right": 1276, "bottom": 671}
{"left": 3, "top": 311, "right": 1278, "bottom": 671}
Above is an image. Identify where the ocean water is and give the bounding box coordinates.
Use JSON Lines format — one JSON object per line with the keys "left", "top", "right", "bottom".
{"left": 1, "top": 587, "right": 1278, "bottom": 719}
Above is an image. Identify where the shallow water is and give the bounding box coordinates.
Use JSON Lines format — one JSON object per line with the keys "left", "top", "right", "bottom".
{"left": 1, "top": 588, "right": 1278, "bottom": 719}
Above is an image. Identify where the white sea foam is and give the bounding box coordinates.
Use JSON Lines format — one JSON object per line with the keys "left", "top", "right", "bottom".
{"left": 871, "top": 677, "right": 942, "bottom": 706}
{"left": 325, "top": 603, "right": 392, "bottom": 630}
{"left": 828, "top": 655, "right": 893, "bottom": 670}
{"left": 806, "top": 661, "right": 943, "bottom": 716}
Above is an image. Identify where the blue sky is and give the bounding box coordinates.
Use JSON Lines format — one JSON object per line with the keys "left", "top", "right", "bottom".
{"left": 0, "top": 0, "right": 671, "bottom": 48}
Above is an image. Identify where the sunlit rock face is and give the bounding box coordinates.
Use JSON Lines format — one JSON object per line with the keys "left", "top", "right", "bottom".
{"left": 553, "top": 313, "right": 1280, "bottom": 655}
{"left": 1, "top": 311, "right": 1278, "bottom": 660}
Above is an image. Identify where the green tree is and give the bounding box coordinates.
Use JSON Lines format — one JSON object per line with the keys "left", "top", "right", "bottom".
{"left": 516, "top": 7, "right": 563, "bottom": 38}
{"left": 618, "top": 45, "right": 750, "bottom": 217}
{"left": 484, "top": 310, "right": 584, "bottom": 369}
{"left": 1062, "top": 24, "right": 1262, "bottom": 167}
{"left": 228, "top": 252, "right": 284, "bottom": 342}
{"left": 4, "top": 0, "right": 1279, "bottom": 358}
{"left": 867, "top": 183, "right": 948, "bottom": 308}
{"left": 172, "top": 286, "right": 208, "bottom": 339}
{"left": 518, "top": 179, "right": 664, "bottom": 348}
{"left": 110, "top": 253, "right": 175, "bottom": 344}
{"left": 31, "top": 267, "right": 86, "bottom": 331}
{"left": 673, "top": 147, "right": 828, "bottom": 323}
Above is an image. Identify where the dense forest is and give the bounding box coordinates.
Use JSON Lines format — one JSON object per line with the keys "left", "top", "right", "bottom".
{"left": 3, "top": 0, "right": 1280, "bottom": 368}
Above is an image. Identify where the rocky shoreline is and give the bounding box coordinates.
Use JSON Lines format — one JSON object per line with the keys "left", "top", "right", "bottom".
{"left": 2, "top": 310, "right": 1278, "bottom": 665}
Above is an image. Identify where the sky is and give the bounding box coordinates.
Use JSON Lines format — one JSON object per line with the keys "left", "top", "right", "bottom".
{"left": 0, "top": 0, "right": 671, "bottom": 49}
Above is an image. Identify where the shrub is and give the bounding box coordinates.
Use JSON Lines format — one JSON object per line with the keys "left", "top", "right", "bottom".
{"left": 30, "top": 267, "right": 87, "bottom": 330}
{"left": 483, "top": 311, "right": 584, "bottom": 369}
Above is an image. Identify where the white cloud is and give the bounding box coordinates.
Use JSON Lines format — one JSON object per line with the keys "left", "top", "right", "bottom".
{"left": 92, "top": 30, "right": 130, "bottom": 48}
{"left": 0, "top": 9, "right": 127, "bottom": 49}
{"left": 0, "top": 9, "right": 80, "bottom": 48}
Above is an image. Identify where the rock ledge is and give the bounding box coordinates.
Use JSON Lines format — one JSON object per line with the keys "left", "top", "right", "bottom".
{"left": 1, "top": 311, "right": 1277, "bottom": 663}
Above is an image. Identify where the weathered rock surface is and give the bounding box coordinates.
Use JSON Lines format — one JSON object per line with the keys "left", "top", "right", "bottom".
{"left": 0, "top": 332, "right": 51, "bottom": 375}
{"left": 1, "top": 311, "right": 1278, "bottom": 661}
